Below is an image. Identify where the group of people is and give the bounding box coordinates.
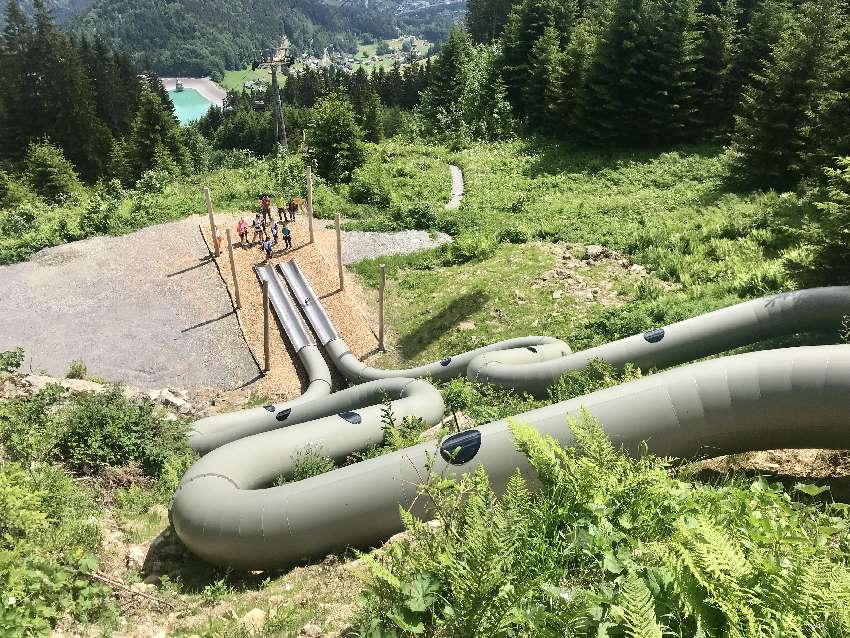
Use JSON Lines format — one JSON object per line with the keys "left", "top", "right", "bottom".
{"left": 236, "top": 194, "right": 301, "bottom": 261}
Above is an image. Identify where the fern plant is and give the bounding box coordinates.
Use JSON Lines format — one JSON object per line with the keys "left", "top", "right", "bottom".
{"left": 356, "top": 413, "right": 850, "bottom": 637}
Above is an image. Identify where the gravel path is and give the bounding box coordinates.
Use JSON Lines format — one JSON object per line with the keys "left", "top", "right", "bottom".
{"left": 338, "top": 229, "right": 452, "bottom": 264}
{"left": 445, "top": 165, "right": 464, "bottom": 210}
{"left": 0, "top": 217, "right": 258, "bottom": 389}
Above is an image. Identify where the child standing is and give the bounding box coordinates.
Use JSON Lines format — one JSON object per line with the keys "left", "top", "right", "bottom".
{"left": 237, "top": 217, "right": 248, "bottom": 247}
{"left": 282, "top": 224, "right": 293, "bottom": 250}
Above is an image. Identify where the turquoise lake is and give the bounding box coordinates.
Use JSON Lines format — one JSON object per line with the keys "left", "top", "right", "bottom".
{"left": 168, "top": 89, "right": 213, "bottom": 125}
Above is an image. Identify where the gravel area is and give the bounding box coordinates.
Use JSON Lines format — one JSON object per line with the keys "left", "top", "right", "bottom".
{"left": 338, "top": 229, "right": 452, "bottom": 264}
{"left": 0, "top": 216, "right": 258, "bottom": 389}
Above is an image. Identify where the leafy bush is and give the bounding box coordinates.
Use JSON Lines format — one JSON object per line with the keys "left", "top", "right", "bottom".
{"left": 0, "top": 462, "right": 109, "bottom": 635}
{"left": 55, "top": 386, "right": 187, "bottom": 477}
{"left": 496, "top": 223, "right": 532, "bottom": 244}
{"left": 358, "top": 414, "right": 850, "bottom": 636}
{"left": 394, "top": 203, "right": 438, "bottom": 231}
{"left": 23, "top": 139, "right": 82, "bottom": 202}
{"left": 549, "top": 358, "right": 642, "bottom": 402}
{"left": 274, "top": 445, "right": 336, "bottom": 485}
{"left": 0, "top": 169, "right": 30, "bottom": 209}
{"left": 0, "top": 347, "right": 25, "bottom": 373}
{"left": 65, "top": 360, "right": 87, "bottom": 380}
{"left": 439, "top": 233, "right": 495, "bottom": 265}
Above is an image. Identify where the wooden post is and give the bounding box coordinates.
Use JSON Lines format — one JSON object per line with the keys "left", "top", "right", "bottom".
{"left": 306, "top": 165, "right": 315, "bottom": 244}
{"left": 204, "top": 187, "right": 219, "bottom": 257}
{"left": 262, "top": 279, "right": 270, "bottom": 373}
{"left": 335, "top": 213, "right": 344, "bottom": 291}
{"left": 225, "top": 228, "right": 241, "bottom": 309}
{"left": 378, "top": 263, "right": 386, "bottom": 352}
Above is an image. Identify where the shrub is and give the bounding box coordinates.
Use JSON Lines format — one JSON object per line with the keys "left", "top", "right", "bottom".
{"left": 55, "top": 386, "right": 187, "bottom": 477}
{"left": 0, "top": 462, "right": 109, "bottom": 635}
{"left": 23, "top": 139, "right": 82, "bottom": 202}
{"left": 0, "top": 347, "right": 25, "bottom": 373}
{"left": 274, "top": 445, "right": 336, "bottom": 485}
{"left": 439, "top": 233, "right": 495, "bottom": 265}
{"left": 65, "top": 360, "right": 87, "bottom": 380}
{"left": 395, "top": 203, "right": 438, "bottom": 231}
{"left": 0, "top": 169, "right": 30, "bottom": 209}
{"left": 496, "top": 223, "right": 532, "bottom": 244}
{"left": 0, "top": 202, "right": 39, "bottom": 236}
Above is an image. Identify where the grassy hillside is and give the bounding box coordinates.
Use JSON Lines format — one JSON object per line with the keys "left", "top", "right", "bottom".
{"left": 2, "top": 138, "right": 848, "bottom": 635}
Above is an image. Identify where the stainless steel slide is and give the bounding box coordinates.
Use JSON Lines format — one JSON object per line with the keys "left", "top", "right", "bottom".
{"left": 187, "top": 266, "right": 332, "bottom": 454}
{"left": 172, "top": 345, "right": 850, "bottom": 569}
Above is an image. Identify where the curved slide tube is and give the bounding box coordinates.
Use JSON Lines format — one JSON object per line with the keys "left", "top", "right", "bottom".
{"left": 188, "top": 266, "right": 332, "bottom": 454}
{"left": 172, "top": 346, "right": 850, "bottom": 569}
{"left": 469, "top": 286, "right": 850, "bottom": 397}
{"left": 279, "top": 260, "right": 572, "bottom": 382}
{"left": 172, "top": 377, "right": 445, "bottom": 568}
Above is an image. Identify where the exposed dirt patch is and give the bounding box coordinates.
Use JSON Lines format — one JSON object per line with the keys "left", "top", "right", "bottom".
{"left": 531, "top": 242, "right": 674, "bottom": 307}
{"left": 694, "top": 449, "right": 850, "bottom": 501}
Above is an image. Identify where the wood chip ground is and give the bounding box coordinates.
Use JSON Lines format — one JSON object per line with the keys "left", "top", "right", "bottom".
{"left": 204, "top": 213, "right": 381, "bottom": 399}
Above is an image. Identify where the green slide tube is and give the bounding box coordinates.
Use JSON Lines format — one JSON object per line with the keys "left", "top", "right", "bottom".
{"left": 279, "top": 259, "right": 571, "bottom": 383}
{"left": 468, "top": 286, "right": 850, "bottom": 397}
{"left": 172, "top": 377, "right": 445, "bottom": 567}
{"left": 171, "top": 345, "right": 850, "bottom": 569}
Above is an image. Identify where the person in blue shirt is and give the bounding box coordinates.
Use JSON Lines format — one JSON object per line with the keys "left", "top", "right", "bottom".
{"left": 282, "top": 224, "right": 292, "bottom": 250}
{"left": 262, "top": 238, "right": 273, "bottom": 261}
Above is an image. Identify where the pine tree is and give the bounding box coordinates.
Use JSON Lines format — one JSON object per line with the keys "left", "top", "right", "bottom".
{"left": 500, "top": 0, "right": 578, "bottom": 120}
{"left": 125, "top": 85, "right": 190, "bottom": 183}
{"left": 558, "top": 9, "right": 603, "bottom": 137}
{"left": 689, "top": 0, "right": 739, "bottom": 141}
{"left": 467, "top": 0, "right": 521, "bottom": 43}
{"left": 577, "top": 0, "right": 646, "bottom": 145}
{"left": 425, "top": 26, "right": 472, "bottom": 115}
{"left": 525, "top": 26, "right": 564, "bottom": 133}
{"left": 728, "top": 0, "right": 846, "bottom": 189}
{"left": 386, "top": 60, "right": 404, "bottom": 107}
{"left": 0, "top": 0, "right": 32, "bottom": 161}
{"left": 25, "top": 0, "right": 111, "bottom": 180}
{"left": 363, "top": 91, "right": 384, "bottom": 143}
{"left": 730, "top": 0, "right": 792, "bottom": 103}
{"left": 634, "top": 0, "right": 699, "bottom": 145}
{"left": 350, "top": 66, "right": 370, "bottom": 118}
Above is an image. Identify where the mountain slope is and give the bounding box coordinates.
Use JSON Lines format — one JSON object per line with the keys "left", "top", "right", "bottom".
{"left": 0, "top": 0, "right": 92, "bottom": 26}
{"left": 73, "top": 0, "right": 400, "bottom": 78}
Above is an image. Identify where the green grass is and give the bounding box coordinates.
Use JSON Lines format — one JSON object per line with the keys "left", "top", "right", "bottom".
{"left": 353, "top": 241, "right": 651, "bottom": 368}
{"left": 347, "top": 139, "right": 813, "bottom": 366}
{"left": 220, "top": 66, "right": 273, "bottom": 92}
{"left": 352, "top": 36, "right": 431, "bottom": 71}
{"left": 330, "top": 140, "right": 451, "bottom": 227}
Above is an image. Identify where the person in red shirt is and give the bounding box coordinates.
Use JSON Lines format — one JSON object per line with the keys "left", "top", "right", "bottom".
{"left": 237, "top": 217, "right": 248, "bottom": 247}
{"left": 261, "top": 194, "right": 271, "bottom": 225}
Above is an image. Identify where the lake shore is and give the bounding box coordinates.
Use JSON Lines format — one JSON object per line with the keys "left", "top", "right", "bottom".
{"left": 161, "top": 77, "right": 226, "bottom": 106}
